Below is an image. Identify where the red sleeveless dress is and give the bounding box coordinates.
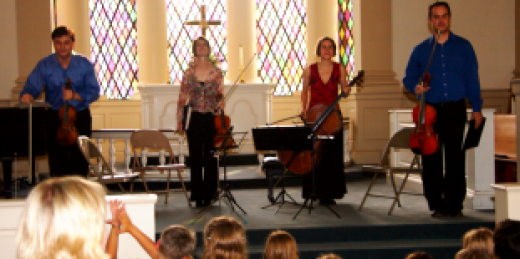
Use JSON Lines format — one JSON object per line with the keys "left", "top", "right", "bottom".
{"left": 308, "top": 62, "right": 341, "bottom": 110}
{"left": 302, "top": 62, "right": 346, "bottom": 200}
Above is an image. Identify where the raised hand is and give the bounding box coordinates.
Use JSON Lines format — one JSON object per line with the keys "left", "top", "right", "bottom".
{"left": 107, "top": 200, "right": 123, "bottom": 229}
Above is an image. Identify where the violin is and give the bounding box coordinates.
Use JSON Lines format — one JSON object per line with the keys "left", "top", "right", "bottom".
{"left": 214, "top": 93, "right": 233, "bottom": 148}
{"left": 279, "top": 70, "right": 364, "bottom": 175}
{"left": 409, "top": 31, "right": 441, "bottom": 156}
{"left": 57, "top": 78, "right": 78, "bottom": 146}
{"left": 409, "top": 72, "right": 438, "bottom": 155}
{"left": 213, "top": 54, "right": 256, "bottom": 148}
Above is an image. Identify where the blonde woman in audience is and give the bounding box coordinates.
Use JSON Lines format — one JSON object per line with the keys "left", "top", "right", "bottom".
{"left": 404, "top": 251, "right": 433, "bottom": 259}
{"left": 16, "top": 176, "right": 110, "bottom": 259}
{"left": 264, "top": 230, "right": 299, "bottom": 259}
{"left": 203, "top": 215, "right": 247, "bottom": 259}
{"left": 455, "top": 248, "right": 495, "bottom": 259}
{"left": 317, "top": 253, "right": 342, "bottom": 259}
{"left": 463, "top": 227, "right": 494, "bottom": 255}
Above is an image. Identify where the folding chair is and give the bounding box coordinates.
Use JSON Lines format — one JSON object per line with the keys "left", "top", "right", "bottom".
{"left": 130, "top": 130, "right": 190, "bottom": 206}
{"left": 78, "top": 136, "right": 139, "bottom": 193}
{"left": 358, "top": 127, "right": 423, "bottom": 215}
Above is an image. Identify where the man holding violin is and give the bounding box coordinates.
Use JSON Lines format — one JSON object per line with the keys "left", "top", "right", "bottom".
{"left": 19, "top": 26, "right": 100, "bottom": 177}
{"left": 403, "top": 2, "right": 483, "bottom": 217}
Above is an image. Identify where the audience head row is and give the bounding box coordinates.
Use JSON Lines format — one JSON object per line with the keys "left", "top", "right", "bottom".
{"left": 22, "top": 177, "right": 520, "bottom": 259}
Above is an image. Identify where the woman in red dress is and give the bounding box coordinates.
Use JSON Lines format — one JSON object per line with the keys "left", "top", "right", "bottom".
{"left": 300, "top": 37, "right": 351, "bottom": 204}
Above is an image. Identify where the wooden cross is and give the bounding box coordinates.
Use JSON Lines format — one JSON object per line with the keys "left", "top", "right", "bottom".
{"left": 185, "top": 5, "right": 221, "bottom": 37}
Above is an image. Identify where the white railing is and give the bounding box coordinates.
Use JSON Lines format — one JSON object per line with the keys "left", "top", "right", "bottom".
{"left": 91, "top": 129, "right": 186, "bottom": 173}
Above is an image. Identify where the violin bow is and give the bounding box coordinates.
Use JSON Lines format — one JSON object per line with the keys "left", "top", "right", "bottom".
{"left": 217, "top": 53, "right": 257, "bottom": 108}
{"left": 418, "top": 30, "right": 441, "bottom": 124}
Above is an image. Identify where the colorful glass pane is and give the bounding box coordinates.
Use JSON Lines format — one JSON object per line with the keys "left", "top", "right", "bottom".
{"left": 89, "top": 0, "right": 138, "bottom": 99}
{"left": 338, "top": 0, "right": 355, "bottom": 82}
{"left": 256, "top": 0, "right": 307, "bottom": 96}
{"left": 166, "top": 0, "right": 227, "bottom": 84}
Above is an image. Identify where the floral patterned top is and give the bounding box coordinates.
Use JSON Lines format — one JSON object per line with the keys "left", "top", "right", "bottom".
{"left": 176, "top": 63, "right": 224, "bottom": 130}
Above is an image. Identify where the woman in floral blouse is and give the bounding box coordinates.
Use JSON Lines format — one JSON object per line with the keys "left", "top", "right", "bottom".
{"left": 177, "top": 37, "right": 224, "bottom": 208}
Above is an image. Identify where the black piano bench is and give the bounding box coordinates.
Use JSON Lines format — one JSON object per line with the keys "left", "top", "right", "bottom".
{"left": 262, "top": 156, "right": 296, "bottom": 203}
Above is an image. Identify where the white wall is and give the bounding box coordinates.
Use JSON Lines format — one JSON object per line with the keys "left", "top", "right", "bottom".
{"left": 0, "top": 0, "right": 19, "bottom": 99}
{"left": 393, "top": 0, "right": 515, "bottom": 90}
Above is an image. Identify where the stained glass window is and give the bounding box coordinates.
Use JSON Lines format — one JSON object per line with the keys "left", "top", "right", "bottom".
{"left": 166, "top": 1, "right": 227, "bottom": 84}
{"left": 256, "top": 0, "right": 307, "bottom": 96}
{"left": 338, "top": 0, "right": 355, "bottom": 82}
{"left": 89, "top": 0, "right": 138, "bottom": 99}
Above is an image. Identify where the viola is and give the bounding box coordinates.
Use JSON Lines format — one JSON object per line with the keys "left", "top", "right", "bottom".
{"left": 279, "top": 70, "right": 364, "bottom": 175}
{"left": 409, "top": 73, "right": 438, "bottom": 155}
{"left": 214, "top": 93, "right": 233, "bottom": 148}
{"left": 57, "top": 78, "right": 78, "bottom": 146}
{"left": 409, "top": 31, "right": 441, "bottom": 156}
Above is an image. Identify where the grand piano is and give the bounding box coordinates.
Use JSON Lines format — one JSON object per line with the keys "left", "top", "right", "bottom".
{"left": 0, "top": 105, "right": 49, "bottom": 198}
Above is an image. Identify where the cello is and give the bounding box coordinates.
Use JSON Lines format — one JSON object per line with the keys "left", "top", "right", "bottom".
{"left": 213, "top": 54, "right": 256, "bottom": 148}
{"left": 279, "top": 70, "right": 364, "bottom": 174}
{"left": 57, "top": 78, "right": 78, "bottom": 146}
{"left": 409, "top": 31, "right": 441, "bottom": 156}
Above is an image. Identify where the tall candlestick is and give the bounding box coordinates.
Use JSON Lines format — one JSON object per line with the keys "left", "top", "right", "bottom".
{"left": 239, "top": 44, "right": 244, "bottom": 83}
{"left": 239, "top": 44, "right": 243, "bottom": 68}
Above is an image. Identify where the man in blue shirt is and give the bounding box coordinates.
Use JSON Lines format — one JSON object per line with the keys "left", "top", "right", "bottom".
{"left": 403, "top": 2, "right": 483, "bottom": 217}
{"left": 20, "top": 26, "right": 100, "bottom": 177}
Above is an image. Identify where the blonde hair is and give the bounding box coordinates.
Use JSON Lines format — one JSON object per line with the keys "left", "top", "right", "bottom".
{"left": 455, "top": 248, "right": 495, "bottom": 259}
{"left": 463, "top": 227, "right": 494, "bottom": 255}
{"left": 264, "top": 230, "right": 298, "bottom": 259}
{"left": 203, "top": 216, "right": 247, "bottom": 259}
{"left": 16, "top": 177, "right": 108, "bottom": 259}
{"left": 317, "top": 253, "right": 342, "bottom": 259}
{"left": 405, "top": 251, "right": 433, "bottom": 259}
{"left": 159, "top": 224, "right": 196, "bottom": 259}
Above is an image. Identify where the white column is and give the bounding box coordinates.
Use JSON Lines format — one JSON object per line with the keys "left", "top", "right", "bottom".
{"left": 226, "top": 0, "right": 257, "bottom": 83}
{"left": 136, "top": 0, "right": 168, "bottom": 84}
{"left": 55, "top": 0, "right": 91, "bottom": 57}
{"left": 306, "top": 0, "right": 338, "bottom": 64}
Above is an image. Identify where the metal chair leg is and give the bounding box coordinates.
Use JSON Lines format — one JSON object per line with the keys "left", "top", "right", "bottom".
{"left": 358, "top": 170, "right": 380, "bottom": 211}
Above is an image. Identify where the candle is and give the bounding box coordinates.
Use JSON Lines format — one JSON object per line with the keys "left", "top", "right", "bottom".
{"left": 239, "top": 44, "right": 243, "bottom": 68}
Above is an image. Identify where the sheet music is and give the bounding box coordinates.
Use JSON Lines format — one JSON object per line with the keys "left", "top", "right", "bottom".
{"left": 182, "top": 104, "right": 192, "bottom": 131}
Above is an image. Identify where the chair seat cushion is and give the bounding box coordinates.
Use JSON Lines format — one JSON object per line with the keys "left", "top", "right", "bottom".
{"left": 262, "top": 157, "right": 285, "bottom": 171}
{"left": 89, "top": 173, "right": 139, "bottom": 183}
{"left": 136, "top": 164, "right": 186, "bottom": 171}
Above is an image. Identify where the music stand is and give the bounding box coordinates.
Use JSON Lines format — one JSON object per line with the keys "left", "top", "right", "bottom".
{"left": 253, "top": 126, "right": 340, "bottom": 219}
{"left": 253, "top": 126, "right": 312, "bottom": 212}
{"left": 192, "top": 127, "right": 248, "bottom": 224}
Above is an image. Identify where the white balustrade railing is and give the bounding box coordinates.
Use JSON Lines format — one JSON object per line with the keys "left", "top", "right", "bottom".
{"left": 91, "top": 129, "right": 186, "bottom": 174}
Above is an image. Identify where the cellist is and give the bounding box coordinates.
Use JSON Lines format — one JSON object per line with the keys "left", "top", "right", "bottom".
{"left": 19, "top": 26, "right": 100, "bottom": 178}
{"left": 403, "top": 2, "right": 483, "bottom": 218}
{"left": 176, "top": 37, "right": 224, "bottom": 208}
{"left": 300, "top": 37, "right": 351, "bottom": 205}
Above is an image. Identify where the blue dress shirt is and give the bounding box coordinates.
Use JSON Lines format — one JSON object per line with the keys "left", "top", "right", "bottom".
{"left": 20, "top": 54, "right": 101, "bottom": 111}
{"left": 403, "top": 32, "right": 483, "bottom": 112}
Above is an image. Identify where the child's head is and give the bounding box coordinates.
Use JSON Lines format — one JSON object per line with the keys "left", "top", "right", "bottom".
{"left": 405, "top": 251, "right": 433, "bottom": 259}
{"left": 158, "top": 225, "right": 196, "bottom": 259}
{"left": 264, "top": 230, "right": 298, "bottom": 259}
{"left": 463, "top": 227, "right": 494, "bottom": 254}
{"left": 203, "top": 216, "right": 247, "bottom": 259}
{"left": 317, "top": 253, "right": 342, "bottom": 259}
{"left": 455, "top": 248, "right": 494, "bottom": 259}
